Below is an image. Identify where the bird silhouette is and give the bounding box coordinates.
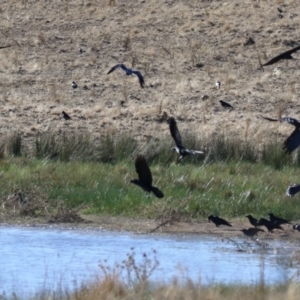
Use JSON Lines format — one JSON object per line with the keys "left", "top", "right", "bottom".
{"left": 220, "top": 100, "right": 234, "bottom": 109}
{"left": 208, "top": 215, "right": 232, "bottom": 227}
{"left": 268, "top": 213, "right": 291, "bottom": 225}
{"left": 168, "top": 117, "right": 204, "bottom": 161}
{"left": 257, "top": 218, "right": 284, "bottom": 232}
{"left": 107, "top": 64, "right": 145, "bottom": 88}
{"left": 262, "top": 45, "right": 300, "bottom": 66}
{"left": 131, "top": 155, "right": 164, "bottom": 198}
{"left": 62, "top": 111, "right": 71, "bottom": 120}
{"left": 261, "top": 116, "right": 300, "bottom": 154}
{"left": 293, "top": 224, "right": 300, "bottom": 231}
{"left": 246, "top": 215, "right": 260, "bottom": 228}
{"left": 241, "top": 228, "right": 264, "bottom": 237}
{"left": 72, "top": 81, "right": 78, "bottom": 89}
{"left": 286, "top": 184, "right": 300, "bottom": 197}
{"left": 215, "top": 81, "right": 221, "bottom": 88}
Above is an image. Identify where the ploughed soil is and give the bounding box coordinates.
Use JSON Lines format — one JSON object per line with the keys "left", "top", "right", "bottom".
{"left": 0, "top": 0, "right": 300, "bottom": 149}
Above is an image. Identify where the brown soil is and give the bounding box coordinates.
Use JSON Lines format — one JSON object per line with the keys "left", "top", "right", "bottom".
{"left": 0, "top": 0, "right": 300, "bottom": 148}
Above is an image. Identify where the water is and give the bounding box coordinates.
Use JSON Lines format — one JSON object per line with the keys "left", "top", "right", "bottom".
{"left": 0, "top": 226, "right": 299, "bottom": 297}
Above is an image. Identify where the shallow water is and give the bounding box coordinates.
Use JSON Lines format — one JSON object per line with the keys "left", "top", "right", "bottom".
{"left": 0, "top": 226, "right": 299, "bottom": 297}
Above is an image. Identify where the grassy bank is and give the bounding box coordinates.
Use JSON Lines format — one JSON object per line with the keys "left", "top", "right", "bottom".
{"left": 0, "top": 132, "right": 300, "bottom": 222}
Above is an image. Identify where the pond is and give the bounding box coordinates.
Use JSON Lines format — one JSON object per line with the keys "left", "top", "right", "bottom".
{"left": 0, "top": 226, "right": 299, "bottom": 298}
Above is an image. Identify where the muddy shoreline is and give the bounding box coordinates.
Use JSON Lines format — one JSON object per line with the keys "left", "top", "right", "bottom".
{"left": 1, "top": 214, "right": 300, "bottom": 242}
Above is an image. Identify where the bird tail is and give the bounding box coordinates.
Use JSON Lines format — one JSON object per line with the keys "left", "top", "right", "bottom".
{"left": 151, "top": 187, "right": 164, "bottom": 198}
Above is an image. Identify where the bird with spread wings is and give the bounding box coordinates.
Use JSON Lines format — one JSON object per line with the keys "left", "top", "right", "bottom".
{"left": 107, "top": 64, "right": 145, "bottom": 88}
{"left": 131, "top": 155, "right": 164, "bottom": 198}
{"left": 262, "top": 45, "right": 300, "bottom": 66}
{"left": 168, "top": 117, "right": 204, "bottom": 161}
{"left": 261, "top": 116, "right": 300, "bottom": 154}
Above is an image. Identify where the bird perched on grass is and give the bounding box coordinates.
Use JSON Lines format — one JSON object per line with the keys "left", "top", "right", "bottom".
{"left": 62, "top": 111, "right": 71, "bottom": 120}
{"left": 262, "top": 45, "right": 300, "bottom": 66}
{"left": 131, "top": 155, "right": 164, "bottom": 198}
{"left": 168, "top": 117, "right": 204, "bottom": 162}
{"left": 286, "top": 184, "right": 300, "bottom": 197}
{"left": 72, "top": 81, "right": 78, "bottom": 89}
{"left": 107, "top": 64, "right": 145, "bottom": 88}
{"left": 261, "top": 116, "right": 300, "bottom": 154}
{"left": 246, "top": 215, "right": 260, "bottom": 228}
{"left": 241, "top": 228, "right": 264, "bottom": 237}
{"left": 208, "top": 215, "right": 232, "bottom": 227}
{"left": 268, "top": 213, "right": 291, "bottom": 225}
{"left": 220, "top": 100, "right": 234, "bottom": 109}
{"left": 257, "top": 218, "right": 284, "bottom": 232}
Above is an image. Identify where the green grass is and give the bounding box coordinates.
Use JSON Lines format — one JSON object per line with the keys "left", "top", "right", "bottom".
{"left": 1, "top": 156, "right": 300, "bottom": 221}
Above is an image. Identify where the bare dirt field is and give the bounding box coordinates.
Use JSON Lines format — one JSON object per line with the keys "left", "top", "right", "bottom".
{"left": 1, "top": 0, "right": 300, "bottom": 148}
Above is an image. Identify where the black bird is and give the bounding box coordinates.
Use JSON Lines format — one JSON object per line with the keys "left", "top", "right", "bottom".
{"left": 261, "top": 116, "right": 300, "bottom": 154}
{"left": 62, "top": 111, "right": 71, "bottom": 120}
{"left": 257, "top": 218, "right": 284, "bottom": 232}
{"left": 131, "top": 155, "right": 164, "bottom": 198}
{"left": 79, "top": 48, "right": 85, "bottom": 54}
{"left": 262, "top": 45, "right": 300, "bottom": 66}
{"left": 107, "top": 64, "right": 145, "bottom": 88}
{"left": 293, "top": 224, "right": 300, "bottom": 231}
{"left": 286, "top": 184, "right": 300, "bottom": 197}
{"left": 208, "top": 215, "right": 232, "bottom": 227}
{"left": 268, "top": 213, "right": 291, "bottom": 225}
{"left": 168, "top": 117, "right": 204, "bottom": 161}
{"left": 246, "top": 215, "right": 260, "bottom": 228}
{"left": 220, "top": 100, "right": 234, "bottom": 109}
{"left": 72, "top": 81, "right": 78, "bottom": 89}
{"left": 241, "top": 228, "right": 264, "bottom": 237}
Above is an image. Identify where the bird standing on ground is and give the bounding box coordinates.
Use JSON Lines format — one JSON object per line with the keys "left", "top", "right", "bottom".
{"left": 72, "top": 81, "right": 78, "bottom": 89}
{"left": 268, "top": 213, "right": 291, "bottom": 225}
{"left": 246, "top": 215, "right": 260, "bottom": 228}
{"left": 168, "top": 117, "right": 204, "bottom": 162}
{"left": 208, "top": 215, "right": 232, "bottom": 227}
{"left": 215, "top": 81, "right": 221, "bottom": 89}
{"left": 62, "top": 111, "right": 71, "bottom": 120}
{"left": 107, "top": 64, "right": 145, "bottom": 88}
{"left": 220, "top": 100, "right": 234, "bottom": 109}
{"left": 261, "top": 116, "right": 300, "bottom": 154}
{"left": 257, "top": 218, "right": 284, "bottom": 232}
{"left": 241, "top": 228, "right": 264, "bottom": 237}
{"left": 131, "top": 155, "right": 164, "bottom": 198}
{"left": 286, "top": 184, "right": 300, "bottom": 197}
{"left": 262, "top": 45, "right": 300, "bottom": 66}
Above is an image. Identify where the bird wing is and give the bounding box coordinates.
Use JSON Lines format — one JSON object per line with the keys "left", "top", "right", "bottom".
{"left": 134, "top": 155, "right": 152, "bottom": 186}
{"left": 107, "top": 64, "right": 127, "bottom": 74}
{"left": 262, "top": 45, "right": 300, "bottom": 66}
{"left": 283, "top": 127, "right": 300, "bottom": 154}
{"left": 286, "top": 184, "right": 300, "bottom": 197}
{"left": 168, "top": 117, "right": 184, "bottom": 148}
{"left": 261, "top": 116, "right": 300, "bottom": 127}
{"left": 132, "top": 70, "right": 145, "bottom": 88}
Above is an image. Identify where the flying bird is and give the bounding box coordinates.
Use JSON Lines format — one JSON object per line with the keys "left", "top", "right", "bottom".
{"left": 72, "top": 81, "right": 78, "bottom": 89}
{"left": 62, "top": 111, "right": 71, "bottom": 120}
{"left": 208, "top": 215, "right": 232, "bottom": 227}
{"left": 286, "top": 184, "right": 300, "bottom": 197}
{"left": 261, "top": 116, "right": 300, "bottom": 154}
{"left": 131, "top": 155, "right": 164, "bottom": 198}
{"left": 220, "top": 100, "right": 234, "bottom": 109}
{"left": 168, "top": 117, "right": 204, "bottom": 161}
{"left": 107, "top": 64, "right": 145, "bottom": 88}
{"left": 241, "top": 228, "right": 264, "bottom": 237}
{"left": 257, "top": 218, "right": 284, "bottom": 232}
{"left": 246, "top": 215, "right": 260, "bottom": 228}
{"left": 268, "top": 213, "right": 291, "bottom": 225}
{"left": 262, "top": 45, "right": 300, "bottom": 66}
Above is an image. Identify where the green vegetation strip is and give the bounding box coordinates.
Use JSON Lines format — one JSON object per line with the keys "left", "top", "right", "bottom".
{"left": 1, "top": 156, "right": 300, "bottom": 220}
